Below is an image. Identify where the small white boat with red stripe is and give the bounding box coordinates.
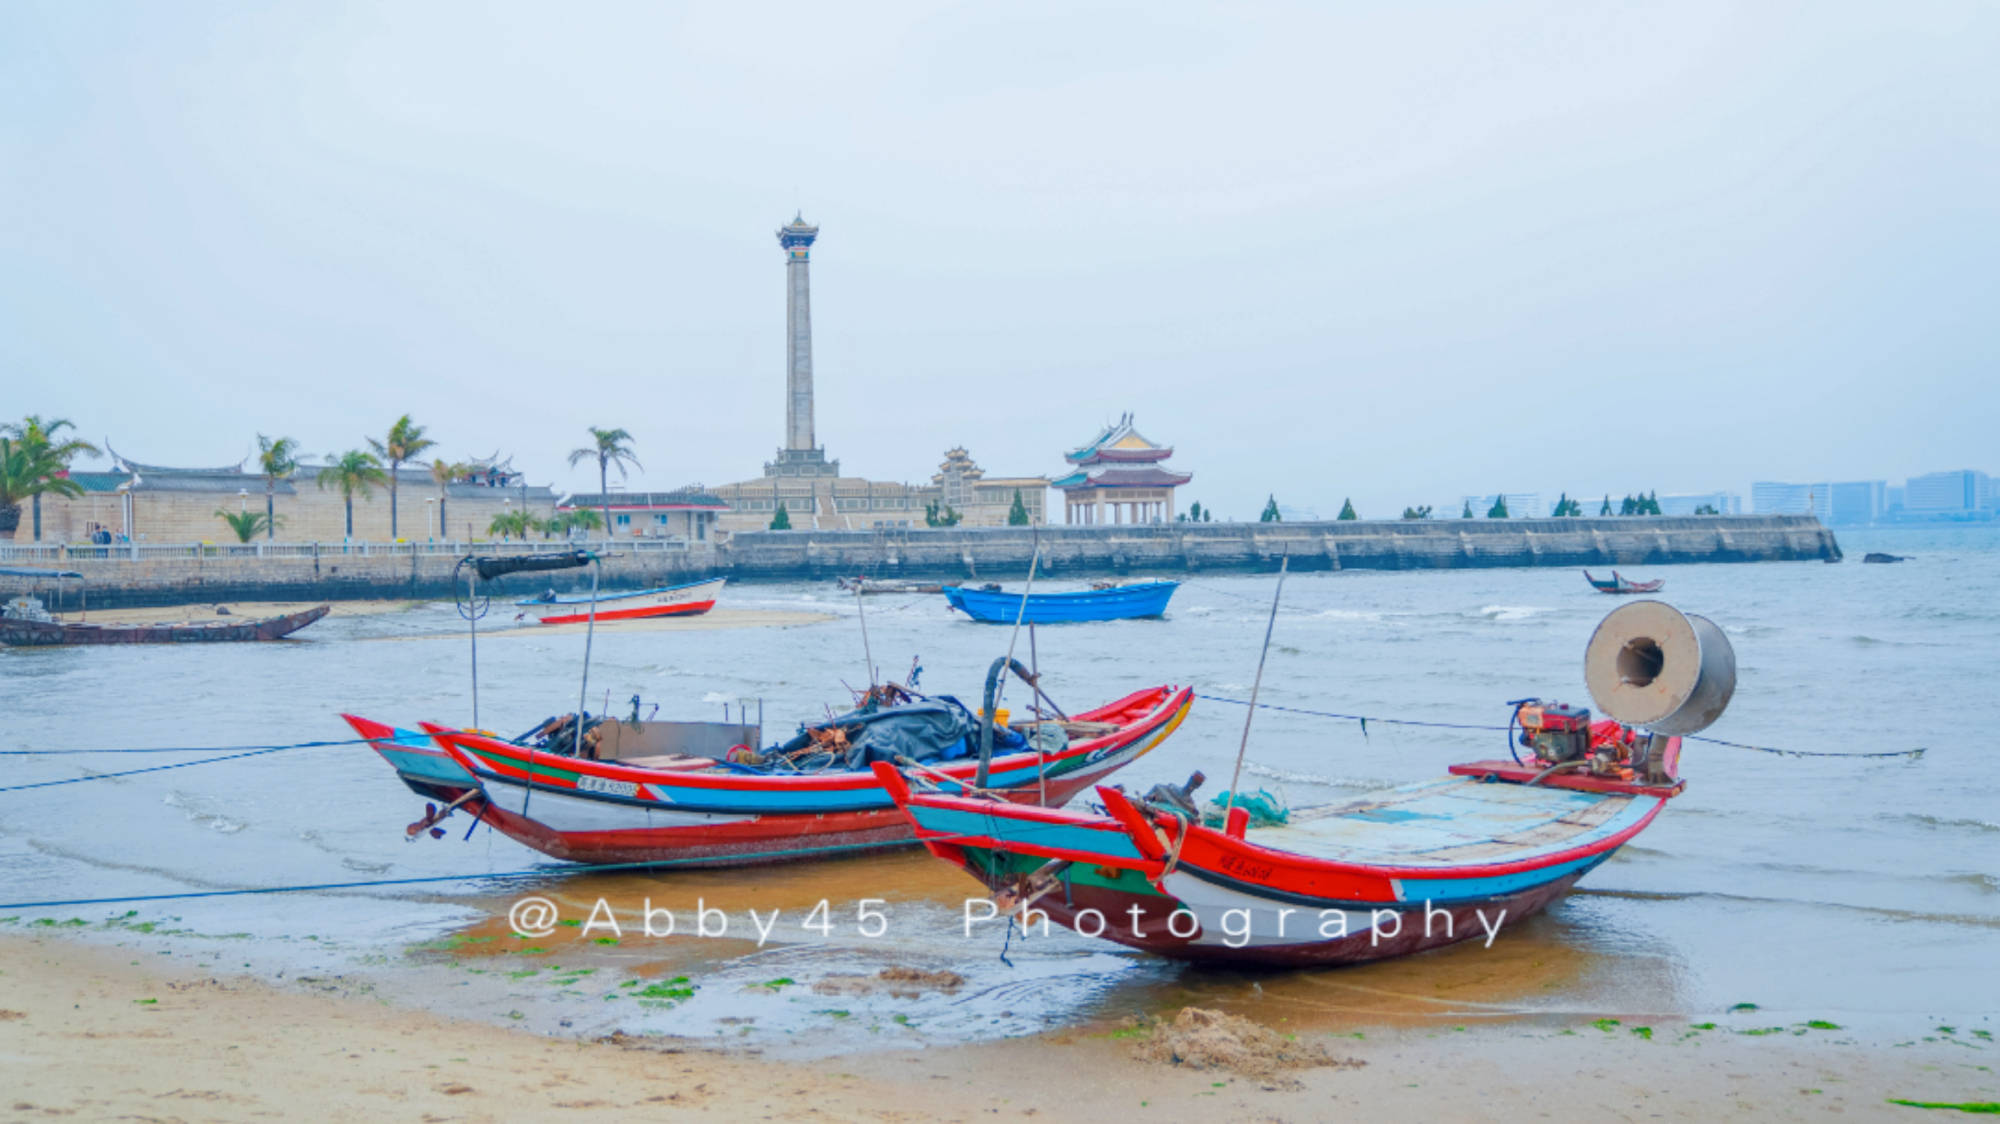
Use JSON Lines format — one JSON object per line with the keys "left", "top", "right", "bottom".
{"left": 516, "top": 577, "right": 725, "bottom": 624}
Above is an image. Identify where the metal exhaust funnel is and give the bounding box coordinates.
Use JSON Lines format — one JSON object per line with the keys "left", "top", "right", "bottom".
{"left": 1584, "top": 600, "right": 1736, "bottom": 736}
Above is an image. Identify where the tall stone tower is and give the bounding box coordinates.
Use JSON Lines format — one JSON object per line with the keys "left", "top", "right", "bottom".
{"left": 766, "top": 213, "right": 838, "bottom": 478}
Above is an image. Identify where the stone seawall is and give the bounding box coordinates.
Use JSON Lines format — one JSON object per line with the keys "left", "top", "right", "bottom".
{"left": 718, "top": 515, "right": 1840, "bottom": 580}
{"left": 0, "top": 516, "right": 1839, "bottom": 609}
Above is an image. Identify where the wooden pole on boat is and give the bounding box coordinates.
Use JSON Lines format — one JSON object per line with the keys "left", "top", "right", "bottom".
{"left": 1030, "top": 621, "right": 1047, "bottom": 806}
{"left": 1224, "top": 554, "right": 1289, "bottom": 822}
{"left": 466, "top": 564, "right": 481, "bottom": 728}
{"left": 855, "top": 583, "right": 877, "bottom": 687}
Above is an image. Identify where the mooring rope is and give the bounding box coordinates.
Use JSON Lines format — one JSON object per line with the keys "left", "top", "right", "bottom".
{"left": 1196, "top": 693, "right": 1925, "bottom": 760}
{"left": 0, "top": 740, "right": 368, "bottom": 793}
{"left": 0, "top": 817, "right": 1114, "bottom": 912}
{"left": 0, "top": 737, "right": 369, "bottom": 757}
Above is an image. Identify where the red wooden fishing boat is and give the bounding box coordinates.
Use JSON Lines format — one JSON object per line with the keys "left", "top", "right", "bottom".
{"left": 515, "top": 577, "right": 725, "bottom": 624}
{"left": 879, "top": 601, "right": 1735, "bottom": 966}
{"left": 413, "top": 684, "right": 1189, "bottom": 867}
{"left": 1584, "top": 570, "right": 1664, "bottom": 594}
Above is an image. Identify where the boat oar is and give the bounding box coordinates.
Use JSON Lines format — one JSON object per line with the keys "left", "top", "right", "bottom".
{"left": 1223, "top": 555, "right": 1289, "bottom": 826}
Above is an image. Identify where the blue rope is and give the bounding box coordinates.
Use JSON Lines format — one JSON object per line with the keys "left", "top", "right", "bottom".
{"left": 0, "top": 738, "right": 367, "bottom": 756}
{"left": 0, "top": 742, "right": 355, "bottom": 793}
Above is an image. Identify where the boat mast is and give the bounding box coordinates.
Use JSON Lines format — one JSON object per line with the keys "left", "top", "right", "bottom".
{"left": 1224, "top": 555, "right": 1288, "bottom": 822}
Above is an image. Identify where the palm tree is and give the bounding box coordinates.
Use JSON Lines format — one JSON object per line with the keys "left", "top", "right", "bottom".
{"left": 367, "top": 415, "right": 437, "bottom": 540}
{"left": 488, "top": 509, "right": 540, "bottom": 541}
{"left": 0, "top": 436, "right": 85, "bottom": 538}
{"left": 429, "top": 459, "right": 470, "bottom": 542}
{"left": 255, "top": 434, "right": 300, "bottom": 541}
{"left": 316, "top": 450, "right": 388, "bottom": 540}
{"left": 216, "top": 509, "right": 281, "bottom": 543}
{"left": 546, "top": 508, "right": 602, "bottom": 539}
{"left": 2, "top": 416, "right": 98, "bottom": 541}
{"left": 567, "top": 427, "right": 641, "bottom": 540}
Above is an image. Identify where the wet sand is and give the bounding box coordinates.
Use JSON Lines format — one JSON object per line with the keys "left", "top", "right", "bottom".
{"left": 3, "top": 933, "right": 1991, "bottom": 1122}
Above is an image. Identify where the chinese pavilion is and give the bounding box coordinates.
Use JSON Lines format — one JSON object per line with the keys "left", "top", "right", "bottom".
{"left": 1053, "top": 414, "right": 1191, "bottom": 525}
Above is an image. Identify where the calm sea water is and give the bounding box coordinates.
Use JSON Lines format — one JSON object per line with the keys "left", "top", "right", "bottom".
{"left": 2, "top": 525, "right": 1994, "bottom": 1049}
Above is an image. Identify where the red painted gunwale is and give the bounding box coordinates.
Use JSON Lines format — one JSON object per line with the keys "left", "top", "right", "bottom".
{"left": 532, "top": 599, "right": 716, "bottom": 626}
{"left": 424, "top": 686, "right": 1191, "bottom": 796}
{"left": 886, "top": 773, "right": 1671, "bottom": 904}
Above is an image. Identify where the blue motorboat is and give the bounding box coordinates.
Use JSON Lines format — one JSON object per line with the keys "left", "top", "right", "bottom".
{"left": 941, "top": 580, "right": 1179, "bottom": 623}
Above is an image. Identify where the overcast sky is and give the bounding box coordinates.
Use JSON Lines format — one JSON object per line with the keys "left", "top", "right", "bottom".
{"left": 4, "top": 2, "right": 1995, "bottom": 519}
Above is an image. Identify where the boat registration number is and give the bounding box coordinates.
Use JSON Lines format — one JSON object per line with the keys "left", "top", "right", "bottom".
{"left": 1216, "top": 853, "right": 1274, "bottom": 882}
{"left": 575, "top": 775, "right": 640, "bottom": 798}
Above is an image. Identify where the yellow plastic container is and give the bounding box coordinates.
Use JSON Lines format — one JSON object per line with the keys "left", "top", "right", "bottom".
{"left": 983, "top": 708, "right": 1010, "bottom": 728}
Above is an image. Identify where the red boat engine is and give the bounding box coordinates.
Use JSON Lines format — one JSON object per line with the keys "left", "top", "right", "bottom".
{"left": 1514, "top": 701, "right": 1593, "bottom": 765}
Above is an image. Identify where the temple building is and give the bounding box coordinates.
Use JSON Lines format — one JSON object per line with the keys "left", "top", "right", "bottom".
{"left": 21, "top": 447, "right": 555, "bottom": 543}
{"left": 712, "top": 215, "right": 1048, "bottom": 531}
{"left": 1054, "top": 414, "right": 1191, "bottom": 525}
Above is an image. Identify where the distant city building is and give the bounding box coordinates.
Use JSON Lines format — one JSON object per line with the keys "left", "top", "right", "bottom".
{"left": 1886, "top": 484, "right": 1906, "bottom": 511}
{"left": 1827, "top": 481, "right": 1886, "bottom": 525}
{"left": 712, "top": 215, "right": 1049, "bottom": 531}
{"left": 1904, "top": 469, "right": 1991, "bottom": 513}
{"left": 1750, "top": 481, "right": 1831, "bottom": 520}
{"left": 1657, "top": 491, "right": 1742, "bottom": 516}
{"left": 1054, "top": 414, "right": 1192, "bottom": 525}
{"left": 1461, "top": 493, "right": 1542, "bottom": 519}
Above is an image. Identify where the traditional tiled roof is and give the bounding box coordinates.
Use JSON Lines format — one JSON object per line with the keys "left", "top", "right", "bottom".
{"left": 105, "top": 443, "right": 247, "bottom": 475}
{"left": 1053, "top": 465, "right": 1193, "bottom": 490}
{"left": 563, "top": 490, "right": 729, "bottom": 511}
{"left": 1064, "top": 413, "right": 1174, "bottom": 465}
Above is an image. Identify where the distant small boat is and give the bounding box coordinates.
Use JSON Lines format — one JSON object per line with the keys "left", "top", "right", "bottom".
{"left": 942, "top": 580, "right": 1178, "bottom": 623}
{"left": 516, "top": 577, "right": 725, "bottom": 624}
{"left": 836, "top": 577, "right": 943, "bottom": 595}
{"left": 1584, "top": 570, "right": 1664, "bottom": 595}
{"left": 0, "top": 602, "right": 330, "bottom": 647}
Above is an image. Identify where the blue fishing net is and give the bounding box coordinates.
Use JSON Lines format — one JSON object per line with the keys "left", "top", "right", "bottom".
{"left": 1201, "top": 789, "right": 1290, "bottom": 828}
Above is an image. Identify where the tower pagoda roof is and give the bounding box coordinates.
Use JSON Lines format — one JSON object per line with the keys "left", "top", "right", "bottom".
{"left": 1064, "top": 413, "right": 1175, "bottom": 465}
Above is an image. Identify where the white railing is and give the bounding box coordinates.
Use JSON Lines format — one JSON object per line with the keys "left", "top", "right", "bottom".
{"left": 0, "top": 538, "right": 698, "bottom": 564}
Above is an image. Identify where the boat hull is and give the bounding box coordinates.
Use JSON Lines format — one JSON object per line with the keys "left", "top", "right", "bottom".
{"left": 518, "top": 578, "right": 725, "bottom": 625}
{"left": 341, "top": 713, "right": 478, "bottom": 802}
{"left": 942, "top": 581, "right": 1178, "bottom": 623}
{"left": 0, "top": 604, "right": 330, "bottom": 647}
{"left": 400, "top": 686, "right": 1193, "bottom": 868}
{"left": 952, "top": 844, "right": 1595, "bottom": 965}
{"left": 882, "top": 766, "right": 1668, "bottom": 967}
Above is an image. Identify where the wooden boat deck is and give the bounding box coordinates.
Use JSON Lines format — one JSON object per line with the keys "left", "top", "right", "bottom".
{"left": 1249, "top": 777, "right": 1636, "bottom": 866}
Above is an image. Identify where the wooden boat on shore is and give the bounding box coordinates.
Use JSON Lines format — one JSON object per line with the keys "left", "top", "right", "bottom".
{"left": 0, "top": 601, "right": 329, "bottom": 647}
{"left": 877, "top": 750, "right": 1676, "bottom": 965}
{"left": 515, "top": 577, "right": 724, "bottom": 624}
{"left": 943, "top": 580, "right": 1178, "bottom": 623}
{"left": 350, "top": 684, "right": 1193, "bottom": 867}
{"left": 1584, "top": 570, "right": 1664, "bottom": 594}
{"left": 879, "top": 601, "right": 1736, "bottom": 966}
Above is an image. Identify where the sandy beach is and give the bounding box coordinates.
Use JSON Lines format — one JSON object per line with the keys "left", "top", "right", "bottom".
{"left": 3, "top": 933, "right": 1991, "bottom": 1122}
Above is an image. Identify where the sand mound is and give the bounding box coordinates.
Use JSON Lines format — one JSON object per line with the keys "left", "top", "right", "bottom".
{"left": 1130, "top": 1007, "right": 1363, "bottom": 1085}
{"left": 811, "top": 967, "right": 966, "bottom": 998}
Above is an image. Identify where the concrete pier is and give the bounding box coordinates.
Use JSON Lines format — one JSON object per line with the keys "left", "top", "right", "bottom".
{"left": 0, "top": 516, "right": 1839, "bottom": 610}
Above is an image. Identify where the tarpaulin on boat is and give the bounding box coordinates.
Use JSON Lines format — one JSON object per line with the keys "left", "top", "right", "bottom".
{"left": 827, "top": 698, "right": 1025, "bottom": 770}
